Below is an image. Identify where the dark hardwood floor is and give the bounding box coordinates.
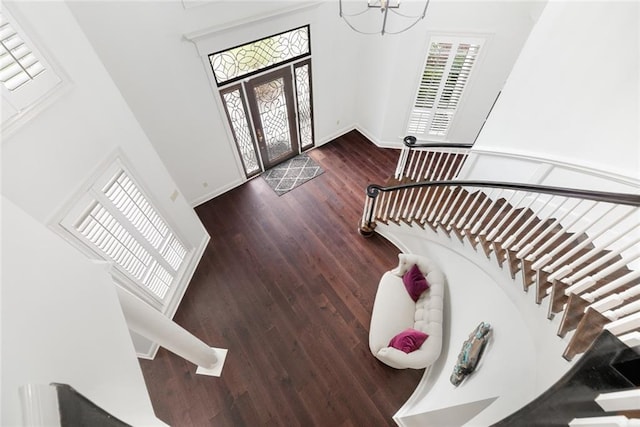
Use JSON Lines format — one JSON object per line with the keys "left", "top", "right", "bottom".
{"left": 139, "top": 131, "right": 423, "bottom": 426}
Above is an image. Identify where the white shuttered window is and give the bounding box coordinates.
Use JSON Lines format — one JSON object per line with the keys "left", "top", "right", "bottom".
{"left": 0, "top": 9, "right": 61, "bottom": 112}
{"left": 61, "top": 161, "right": 188, "bottom": 306}
{"left": 407, "top": 37, "right": 483, "bottom": 140}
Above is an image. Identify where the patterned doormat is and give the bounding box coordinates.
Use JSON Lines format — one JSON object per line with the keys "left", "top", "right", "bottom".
{"left": 262, "top": 153, "right": 324, "bottom": 196}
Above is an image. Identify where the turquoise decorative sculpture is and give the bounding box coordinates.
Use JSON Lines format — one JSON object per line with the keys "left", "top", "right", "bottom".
{"left": 450, "top": 322, "right": 492, "bottom": 386}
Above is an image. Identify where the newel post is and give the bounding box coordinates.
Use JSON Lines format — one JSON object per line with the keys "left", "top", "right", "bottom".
{"left": 395, "top": 135, "right": 417, "bottom": 180}
{"left": 359, "top": 185, "right": 380, "bottom": 237}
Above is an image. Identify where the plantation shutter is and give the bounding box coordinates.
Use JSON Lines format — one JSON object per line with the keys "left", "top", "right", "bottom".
{"left": 0, "top": 11, "right": 45, "bottom": 91}
{"left": 407, "top": 38, "right": 482, "bottom": 140}
{"left": 66, "top": 164, "right": 188, "bottom": 303}
{"left": 0, "top": 8, "right": 62, "bottom": 113}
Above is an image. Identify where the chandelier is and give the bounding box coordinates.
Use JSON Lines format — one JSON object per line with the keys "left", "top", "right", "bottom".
{"left": 339, "top": 0, "right": 431, "bottom": 35}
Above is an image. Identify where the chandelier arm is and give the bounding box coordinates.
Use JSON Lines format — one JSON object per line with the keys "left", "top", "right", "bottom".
{"left": 381, "top": 4, "right": 390, "bottom": 35}
{"left": 384, "top": 17, "right": 425, "bottom": 35}
{"left": 340, "top": 9, "right": 373, "bottom": 18}
{"left": 339, "top": 0, "right": 431, "bottom": 35}
{"left": 388, "top": 0, "right": 431, "bottom": 20}
{"left": 421, "top": 0, "right": 431, "bottom": 19}
{"left": 340, "top": 15, "right": 385, "bottom": 35}
{"left": 388, "top": 9, "right": 423, "bottom": 18}
{"left": 338, "top": 0, "right": 372, "bottom": 17}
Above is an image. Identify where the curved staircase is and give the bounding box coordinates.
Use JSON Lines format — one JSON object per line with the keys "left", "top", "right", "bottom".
{"left": 360, "top": 138, "right": 640, "bottom": 424}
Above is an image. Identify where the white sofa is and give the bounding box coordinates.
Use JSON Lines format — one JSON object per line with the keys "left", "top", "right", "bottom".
{"left": 369, "top": 253, "right": 445, "bottom": 369}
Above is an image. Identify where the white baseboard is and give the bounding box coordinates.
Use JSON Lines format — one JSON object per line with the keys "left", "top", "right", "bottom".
{"left": 136, "top": 346, "right": 158, "bottom": 360}
{"left": 189, "top": 125, "right": 406, "bottom": 209}
{"left": 315, "top": 123, "right": 357, "bottom": 146}
{"left": 354, "top": 124, "right": 404, "bottom": 150}
{"left": 190, "top": 177, "right": 245, "bottom": 208}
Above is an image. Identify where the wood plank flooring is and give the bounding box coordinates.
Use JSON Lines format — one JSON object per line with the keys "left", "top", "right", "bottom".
{"left": 139, "top": 131, "right": 424, "bottom": 426}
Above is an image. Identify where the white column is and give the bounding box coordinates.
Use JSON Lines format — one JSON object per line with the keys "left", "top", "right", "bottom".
{"left": 116, "top": 287, "right": 227, "bottom": 377}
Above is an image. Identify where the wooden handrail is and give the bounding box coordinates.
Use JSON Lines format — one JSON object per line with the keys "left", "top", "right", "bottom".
{"left": 366, "top": 180, "right": 640, "bottom": 207}
{"left": 402, "top": 135, "right": 474, "bottom": 149}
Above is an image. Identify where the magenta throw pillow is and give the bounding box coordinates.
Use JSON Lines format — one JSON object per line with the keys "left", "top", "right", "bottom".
{"left": 388, "top": 328, "right": 429, "bottom": 353}
{"left": 402, "top": 264, "right": 429, "bottom": 301}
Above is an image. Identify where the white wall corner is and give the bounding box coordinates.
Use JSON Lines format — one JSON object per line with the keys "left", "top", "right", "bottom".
{"left": 355, "top": 124, "right": 404, "bottom": 150}
{"left": 190, "top": 177, "right": 245, "bottom": 207}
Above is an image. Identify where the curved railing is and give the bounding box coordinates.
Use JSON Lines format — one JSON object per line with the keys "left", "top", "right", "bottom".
{"left": 362, "top": 179, "right": 640, "bottom": 234}
{"left": 360, "top": 161, "right": 640, "bottom": 361}
{"left": 393, "top": 135, "right": 473, "bottom": 180}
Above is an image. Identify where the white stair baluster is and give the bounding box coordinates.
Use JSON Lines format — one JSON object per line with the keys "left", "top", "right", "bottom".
{"left": 516, "top": 198, "right": 577, "bottom": 259}
{"left": 469, "top": 190, "right": 505, "bottom": 235}
{"left": 565, "top": 253, "right": 640, "bottom": 294}
{"left": 502, "top": 194, "right": 556, "bottom": 251}
{"left": 427, "top": 152, "right": 460, "bottom": 222}
{"left": 544, "top": 206, "right": 636, "bottom": 274}
{"left": 420, "top": 151, "right": 449, "bottom": 222}
{"left": 450, "top": 189, "right": 482, "bottom": 230}
{"left": 479, "top": 189, "right": 521, "bottom": 237}
{"left": 595, "top": 389, "right": 640, "bottom": 413}
{"left": 530, "top": 200, "right": 604, "bottom": 269}
{"left": 485, "top": 191, "right": 527, "bottom": 241}
{"left": 582, "top": 270, "right": 640, "bottom": 303}
{"left": 604, "top": 310, "right": 640, "bottom": 335}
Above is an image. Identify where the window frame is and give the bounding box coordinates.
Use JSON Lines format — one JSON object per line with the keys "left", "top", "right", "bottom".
{"left": 293, "top": 58, "right": 315, "bottom": 151}
{"left": 0, "top": 7, "right": 62, "bottom": 113}
{"left": 406, "top": 35, "right": 484, "bottom": 142}
{"left": 219, "top": 83, "right": 262, "bottom": 178}
{"left": 208, "top": 25, "right": 311, "bottom": 87}
{"left": 56, "top": 154, "right": 192, "bottom": 311}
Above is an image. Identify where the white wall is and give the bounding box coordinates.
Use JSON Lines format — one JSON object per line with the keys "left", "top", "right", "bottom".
{"left": 355, "top": 1, "right": 546, "bottom": 147}
{"left": 67, "top": 1, "right": 545, "bottom": 205}
{"left": 1, "top": 1, "right": 207, "bottom": 239}
{"left": 68, "top": 1, "right": 361, "bottom": 206}
{"left": 1, "top": 1, "right": 210, "bottom": 354}
{"left": 1, "top": 197, "right": 165, "bottom": 426}
{"left": 470, "top": 1, "right": 639, "bottom": 185}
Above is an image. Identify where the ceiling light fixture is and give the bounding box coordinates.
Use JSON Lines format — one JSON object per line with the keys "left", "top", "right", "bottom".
{"left": 339, "top": 0, "right": 430, "bottom": 35}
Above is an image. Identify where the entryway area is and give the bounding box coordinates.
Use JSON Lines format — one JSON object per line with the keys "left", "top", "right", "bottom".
{"left": 139, "top": 132, "right": 418, "bottom": 426}
{"left": 211, "top": 26, "right": 314, "bottom": 178}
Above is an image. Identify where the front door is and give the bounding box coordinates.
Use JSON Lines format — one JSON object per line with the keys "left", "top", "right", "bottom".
{"left": 245, "top": 67, "right": 299, "bottom": 170}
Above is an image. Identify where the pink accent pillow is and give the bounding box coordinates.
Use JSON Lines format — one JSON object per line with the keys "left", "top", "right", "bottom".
{"left": 402, "top": 264, "right": 429, "bottom": 301}
{"left": 389, "top": 328, "right": 429, "bottom": 353}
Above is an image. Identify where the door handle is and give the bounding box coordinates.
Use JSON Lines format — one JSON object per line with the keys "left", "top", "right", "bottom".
{"left": 256, "top": 128, "right": 263, "bottom": 142}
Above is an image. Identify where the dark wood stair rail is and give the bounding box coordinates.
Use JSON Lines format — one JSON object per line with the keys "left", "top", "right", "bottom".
{"left": 361, "top": 180, "right": 640, "bottom": 234}
{"left": 360, "top": 178, "right": 640, "bottom": 361}
{"left": 394, "top": 136, "right": 473, "bottom": 180}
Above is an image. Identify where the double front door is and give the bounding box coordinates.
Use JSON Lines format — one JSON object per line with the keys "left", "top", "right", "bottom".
{"left": 220, "top": 61, "right": 314, "bottom": 177}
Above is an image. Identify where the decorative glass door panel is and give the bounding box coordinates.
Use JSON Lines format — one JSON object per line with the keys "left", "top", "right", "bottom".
{"left": 214, "top": 27, "right": 314, "bottom": 177}
{"left": 209, "top": 26, "right": 310, "bottom": 86}
{"left": 246, "top": 67, "right": 298, "bottom": 169}
{"left": 294, "top": 59, "right": 314, "bottom": 150}
{"left": 220, "top": 84, "right": 261, "bottom": 177}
